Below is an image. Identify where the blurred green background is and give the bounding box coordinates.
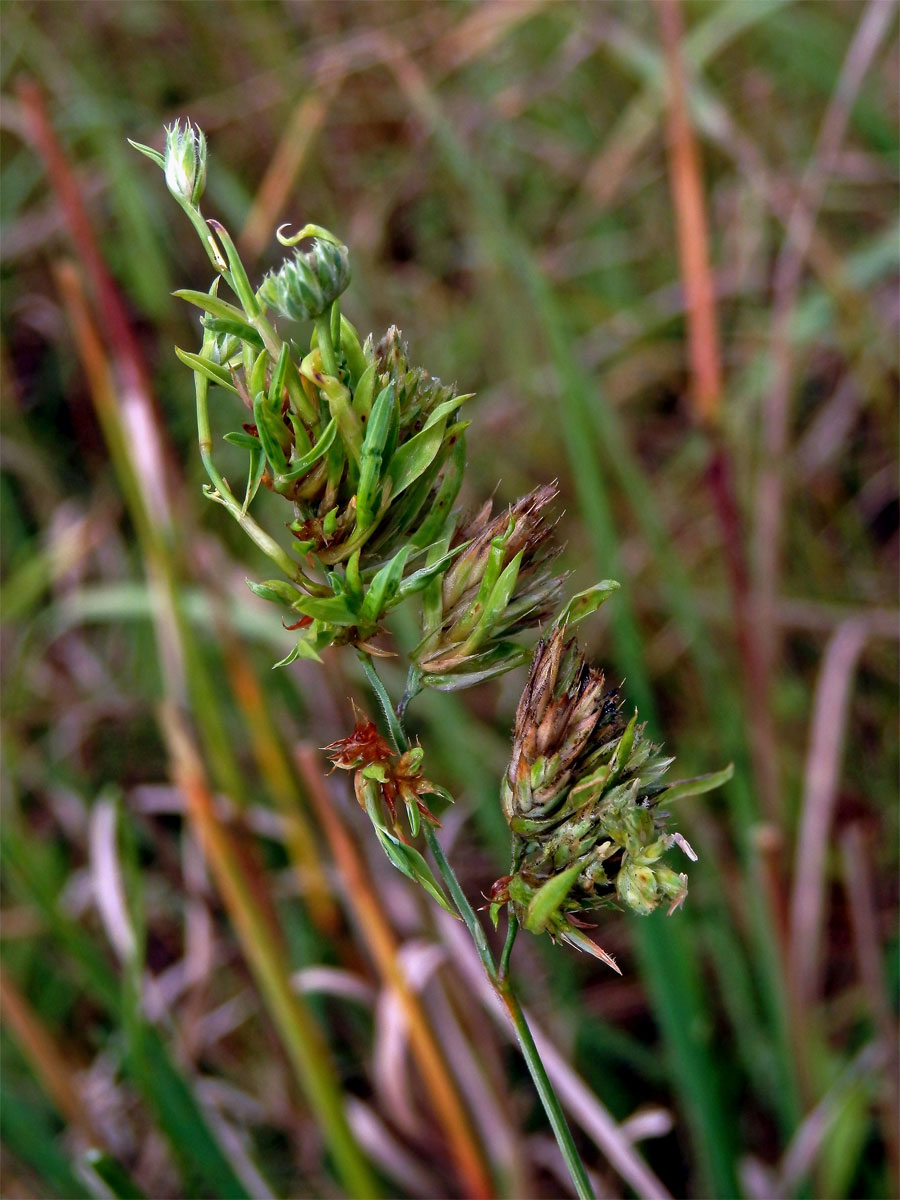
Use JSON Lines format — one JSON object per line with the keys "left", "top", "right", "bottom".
{"left": 2, "top": 2, "right": 897, "bottom": 1198}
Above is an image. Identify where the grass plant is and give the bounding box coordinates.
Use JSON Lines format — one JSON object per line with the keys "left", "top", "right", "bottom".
{"left": 1, "top": 4, "right": 897, "bottom": 1198}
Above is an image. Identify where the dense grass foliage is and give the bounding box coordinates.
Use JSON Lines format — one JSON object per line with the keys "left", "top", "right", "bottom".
{"left": 2, "top": 3, "right": 897, "bottom": 1198}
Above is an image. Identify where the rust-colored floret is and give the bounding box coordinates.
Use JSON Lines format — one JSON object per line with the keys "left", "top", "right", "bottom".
{"left": 324, "top": 711, "right": 393, "bottom": 772}
{"left": 325, "top": 710, "right": 446, "bottom": 835}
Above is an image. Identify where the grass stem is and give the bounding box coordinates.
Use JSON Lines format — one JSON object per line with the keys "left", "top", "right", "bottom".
{"left": 361, "top": 652, "right": 596, "bottom": 1200}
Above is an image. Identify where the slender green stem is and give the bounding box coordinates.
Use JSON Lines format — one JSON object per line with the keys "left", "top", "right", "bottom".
{"left": 499, "top": 911, "right": 519, "bottom": 981}
{"left": 180, "top": 202, "right": 230, "bottom": 278}
{"left": 398, "top": 666, "right": 423, "bottom": 722}
{"left": 193, "top": 370, "right": 302, "bottom": 580}
{"left": 421, "top": 824, "right": 498, "bottom": 983}
{"left": 358, "top": 652, "right": 408, "bottom": 755}
{"left": 315, "top": 309, "right": 339, "bottom": 379}
{"left": 359, "top": 651, "right": 596, "bottom": 1200}
{"left": 420, "top": 822, "right": 594, "bottom": 1200}
{"left": 499, "top": 979, "right": 594, "bottom": 1200}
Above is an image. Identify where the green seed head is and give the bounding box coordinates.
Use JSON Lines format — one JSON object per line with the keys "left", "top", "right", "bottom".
{"left": 260, "top": 238, "right": 351, "bottom": 321}
{"left": 493, "top": 627, "right": 708, "bottom": 959}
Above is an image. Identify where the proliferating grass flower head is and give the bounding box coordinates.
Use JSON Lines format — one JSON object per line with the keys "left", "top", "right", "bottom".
{"left": 132, "top": 118, "right": 732, "bottom": 963}
{"left": 491, "top": 626, "right": 732, "bottom": 966}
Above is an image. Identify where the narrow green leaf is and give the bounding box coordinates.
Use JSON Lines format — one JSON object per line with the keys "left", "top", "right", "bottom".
{"left": 315, "top": 373, "right": 362, "bottom": 465}
{"left": 394, "top": 540, "right": 470, "bottom": 604}
{"left": 269, "top": 345, "right": 293, "bottom": 411}
{"left": 243, "top": 446, "right": 264, "bottom": 513}
{"left": 385, "top": 419, "right": 447, "bottom": 499}
{"left": 462, "top": 549, "right": 523, "bottom": 654}
{"left": 340, "top": 314, "right": 369, "bottom": 384}
{"left": 345, "top": 550, "right": 363, "bottom": 605}
{"left": 291, "top": 592, "right": 359, "bottom": 626}
{"left": 656, "top": 764, "right": 735, "bottom": 805}
{"left": 127, "top": 138, "right": 164, "bottom": 169}
{"left": 351, "top": 362, "right": 377, "bottom": 420}
{"left": 422, "top": 392, "right": 473, "bottom": 430}
{"left": 373, "top": 825, "right": 456, "bottom": 915}
{"left": 173, "top": 288, "right": 246, "bottom": 323}
{"left": 554, "top": 580, "right": 621, "bottom": 628}
{"left": 252, "top": 394, "right": 288, "bottom": 474}
{"left": 361, "top": 545, "right": 412, "bottom": 623}
{"left": 356, "top": 383, "right": 395, "bottom": 528}
{"left": 201, "top": 315, "right": 265, "bottom": 347}
{"left": 275, "top": 639, "right": 316, "bottom": 667}
{"left": 175, "top": 347, "right": 238, "bottom": 393}
{"left": 276, "top": 417, "right": 338, "bottom": 485}
{"left": 403, "top": 791, "right": 421, "bottom": 838}
{"left": 409, "top": 434, "right": 467, "bottom": 549}
{"left": 224, "top": 431, "right": 260, "bottom": 449}
{"left": 450, "top": 525, "right": 511, "bottom": 642}
{"left": 608, "top": 711, "right": 638, "bottom": 784}
{"left": 249, "top": 347, "right": 269, "bottom": 402}
{"left": 246, "top": 578, "right": 299, "bottom": 605}
{"left": 418, "top": 642, "right": 529, "bottom": 691}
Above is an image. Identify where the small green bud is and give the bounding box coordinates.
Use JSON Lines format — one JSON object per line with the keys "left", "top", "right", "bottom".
{"left": 209, "top": 330, "right": 240, "bottom": 366}
{"left": 654, "top": 865, "right": 689, "bottom": 914}
{"left": 259, "top": 238, "right": 351, "bottom": 322}
{"left": 163, "top": 119, "right": 207, "bottom": 207}
{"left": 398, "top": 746, "right": 425, "bottom": 773}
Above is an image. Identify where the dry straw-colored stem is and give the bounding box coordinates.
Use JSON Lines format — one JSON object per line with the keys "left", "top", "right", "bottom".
{"left": 162, "top": 707, "right": 378, "bottom": 1199}
{"left": 789, "top": 619, "right": 869, "bottom": 1008}
{"left": 219, "top": 632, "right": 340, "bottom": 933}
{"left": 240, "top": 82, "right": 341, "bottom": 260}
{"left": 655, "top": 0, "right": 721, "bottom": 428}
{"left": 0, "top": 966, "right": 102, "bottom": 1145}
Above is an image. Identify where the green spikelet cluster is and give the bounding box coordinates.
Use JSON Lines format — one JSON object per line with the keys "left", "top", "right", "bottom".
{"left": 491, "top": 627, "right": 732, "bottom": 966}
{"left": 411, "top": 484, "right": 565, "bottom": 690}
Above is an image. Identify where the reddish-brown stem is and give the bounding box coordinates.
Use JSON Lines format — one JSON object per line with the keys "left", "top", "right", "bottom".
{"left": 656, "top": 0, "right": 781, "bottom": 824}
